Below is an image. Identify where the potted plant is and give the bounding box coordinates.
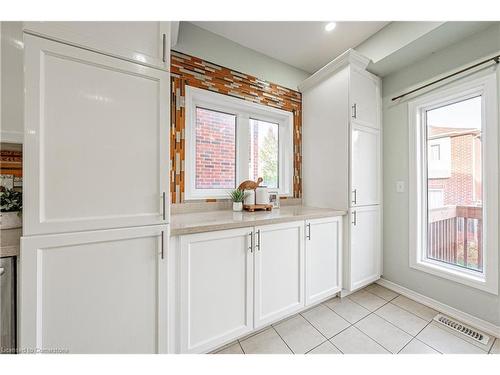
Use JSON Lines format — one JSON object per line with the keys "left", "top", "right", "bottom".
{"left": 229, "top": 189, "right": 245, "bottom": 212}
{"left": 0, "top": 187, "right": 23, "bottom": 229}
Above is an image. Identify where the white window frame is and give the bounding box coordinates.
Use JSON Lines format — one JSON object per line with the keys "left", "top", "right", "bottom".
{"left": 408, "top": 72, "right": 498, "bottom": 294}
{"left": 184, "top": 85, "right": 294, "bottom": 200}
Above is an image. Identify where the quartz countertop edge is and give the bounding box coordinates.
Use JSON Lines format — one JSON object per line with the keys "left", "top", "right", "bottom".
{"left": 170, "top": 206, "right": 347, "bottom": 236}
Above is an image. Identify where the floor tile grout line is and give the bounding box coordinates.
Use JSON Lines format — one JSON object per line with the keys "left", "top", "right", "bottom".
{"left": 271, "top": 326, "right": 295, "bottom": 354}
{"left": 327, "top": 323, "right": 355, "bottom": 341}
{"left": 304, "top": 338, "right": 329, "bottom": 354}
{"left": 410, "top": 321, "right": 445, "bottom": 354}
{"left": 329, "top": 340, "right": 345, "bottom": 354}
{"left": 396, "top": 321, "right": 437, "bottom": 354}
{"left": 353, "top": 311, "right": 407, "bottom": 354}
{"left": 322, "top": 301, "right": 370, "bottom": 325}
{"left": 237, "top": 339, "right": 246, "bottom": 354}
{"left": 299, "top": 309, "right": 341, "bottom": 342}
{"left": 390, "top": 297, "right": 438, "bottom": 322}
{"left": 371, "top": 307, "right": 428, "bottom": 338}
{"left": 363, "top": 287, "right": 400, "bottom": 303}
{"left": 348, "top": 324, "right": 393, "bottom": 354}
{"left": 488, "top": 338, "right": 496, "bottom": 354}
{"left": 372, "top": 298, "right": 436, "bottom": 327}
{"left": 345, "top": 291, "right": 392, "bottom": 313}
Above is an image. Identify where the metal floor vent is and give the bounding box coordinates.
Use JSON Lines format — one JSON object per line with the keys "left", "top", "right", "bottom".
{"left": 433, "top": 314, "right": 490, "bottom": 345}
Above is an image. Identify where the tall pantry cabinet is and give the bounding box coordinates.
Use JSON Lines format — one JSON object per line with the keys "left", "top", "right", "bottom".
{"left": 299, "top": 49, "right": 382, "bottom": 293}
{"left": 19, "top": 22, "right": 172, "bottom": 353}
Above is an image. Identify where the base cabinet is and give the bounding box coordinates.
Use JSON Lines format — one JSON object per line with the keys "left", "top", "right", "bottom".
{"left": 345, "top": 206, "right": 381, "bottom": 291}
{"left": 254, "top": 222, "right": 305, "bottom": 328}
{"left": 176, "top": 219, "right": 333, "bottom": 353}
{"left": 179, "top": 228, "right": 254, "bottom": 354}
{"left": 19, "top": 225, "right": 168, "bottom": 354}
{"left": 305, "top": 217, "right": 342, "bottom": 306}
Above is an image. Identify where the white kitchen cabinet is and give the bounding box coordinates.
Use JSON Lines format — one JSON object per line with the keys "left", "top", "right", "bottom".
{"left": 305, "top": 217, "right": 342, "bottom": 306}
{"left": 351, "top": 124, "right": 381, "bottom": 207}
{"left": 179, "top": 228, "right": 254, "bottom": 354}
{"left": 350, "top": 67, "right": 380, "bottom": 129}
{"left": 345, "top": 206, "right": 381, "bottom": 291}
{"left": 19, "top": 225, "right": 169, "bottom": 354}
{"left": 300, "top": 49, "right": 382, "bottom": 293}
{"left": 23, "top": 34, "right": 169, "bottom": 235}
{"left": 254, "top": 221, "right": 305, "bottom": 328}
{"left": 23, "top": 21, "right": 173, "bottom": 70}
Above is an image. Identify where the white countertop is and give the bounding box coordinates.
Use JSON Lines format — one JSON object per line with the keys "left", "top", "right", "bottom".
{"left": 170, "top": 206, "right": 346, "bottom": 236}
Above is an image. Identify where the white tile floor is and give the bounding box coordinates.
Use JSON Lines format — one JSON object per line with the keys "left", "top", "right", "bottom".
{"left": 214, "top": 284, "right": 500, "bottom": 354}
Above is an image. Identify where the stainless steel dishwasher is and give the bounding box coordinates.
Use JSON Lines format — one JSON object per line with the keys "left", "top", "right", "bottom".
{"left": 0, "top": 256, "right": 16, "bottom": 354}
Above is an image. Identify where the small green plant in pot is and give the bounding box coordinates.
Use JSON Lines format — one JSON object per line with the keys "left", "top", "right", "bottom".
{"left": 229, "top": 189, "right": 245, "bottom": 212}
{"left": 0, "top": 187, "right": 23, "bottom": 229}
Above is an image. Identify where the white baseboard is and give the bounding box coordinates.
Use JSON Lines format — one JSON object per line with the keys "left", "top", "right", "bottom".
{"left": 377, "top": 278, "right": 500, "bottom": 338}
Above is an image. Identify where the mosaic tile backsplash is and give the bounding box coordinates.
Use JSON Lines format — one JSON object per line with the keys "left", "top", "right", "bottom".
{"left": 170, "top": 51, "right": 302, "bottom": 203}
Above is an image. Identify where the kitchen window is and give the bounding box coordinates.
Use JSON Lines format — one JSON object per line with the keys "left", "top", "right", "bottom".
{"left": 408, "top": 73, "right": 498, "bottom": 294}
{"left": 184, "top": 86, "right": 293, "bottom": 200}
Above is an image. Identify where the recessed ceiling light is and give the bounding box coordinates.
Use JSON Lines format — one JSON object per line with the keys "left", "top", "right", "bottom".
{"left": 325, "top": 22, "right": 337, "bottom": 32}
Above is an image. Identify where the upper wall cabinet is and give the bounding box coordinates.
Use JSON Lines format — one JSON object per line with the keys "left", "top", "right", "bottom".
{"left": 23, "top": 21, "right": 172, "bottom": 70}
{"left": 349, "top": 67, "right": 380, "bottom": 129}
{"left": 23, "top": 34, "right": 169, "bottom": 235}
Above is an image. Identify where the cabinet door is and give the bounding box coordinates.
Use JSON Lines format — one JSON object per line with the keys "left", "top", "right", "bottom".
{"left": 19, "top": 225, "right": 168, "bottom": 354}
{"left": 179, "top": 228, "right": 253, "bottom": 354}
{"left": 347, "top": 206, "right": 381, "bottom": 291}
{"left": 24, "top": 34, "right": 169, "bottom": 235}
{"left": 305, "top": 217, "right": 342, "bottom": 306}
{"left": 23, "top": 21, "right": 171, "bottom": 70}
{"left": 351, "top": 124, "right": 381, "bottom": 206}
{"left": 350, "top": 67, "right": 380, "bottom": 129}
{"left": 254, "top": 221, "right": 305, "bottom": 328}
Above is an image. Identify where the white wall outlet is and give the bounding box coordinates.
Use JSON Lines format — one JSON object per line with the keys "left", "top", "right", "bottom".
{"left": 396, "top": 181, "right": 405, "bottom": 193}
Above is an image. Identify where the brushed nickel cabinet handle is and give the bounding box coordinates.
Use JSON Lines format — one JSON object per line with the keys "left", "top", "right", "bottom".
{"left": 162, "top": 192, "right": 166, "bottom": 221}
{"left": 306, "top": 223, "right": 311, "bottom": 240}
{"left": 162, "top": 34, "right": 167, "bottom": 63}
{"left": 161, "top": 231, "right": 165, "bottom": 259}
{"left": 256, "top": 230, "right": 261, "bottom": 251}
{"left": 352, "top": 103, "right": 357, "bottom": 118}
{"left": 352, "top": 211, "right": 357, "bottom": 226}
{"left": 249, "top": 232, "right": 253, "bottom": 253}
{"left": 352, "top": 189, "right": 357, "bottom": 205}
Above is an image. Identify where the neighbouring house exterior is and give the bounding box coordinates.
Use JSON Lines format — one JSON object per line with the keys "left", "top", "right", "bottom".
{"left": 426, "top": 125, "right": 483, "bottom": 271}
{"left": 427, "top": 126, "right": 482, "bottom": 208}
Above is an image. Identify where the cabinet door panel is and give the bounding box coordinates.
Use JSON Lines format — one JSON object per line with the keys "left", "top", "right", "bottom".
{"left": 179, "top": 228, "right": 253, "bottom": 353}
{"left": 254, "top": 222, "right": 304, "bottom": 328}
{"left": 350, "top": 68, "right": 379, "bottom": 129}
{"left": 348, "top": 206, "right": 381, "bottom": 290}
{"left": 19, "top": 225, "right": 168, "bottom": 354}
{"left": 351, "top": 125, "right": 380, "bottom": 206}
{"left": 24, "top": 34, "right": 169, "bottom": 235}
{"left": 305, "top": 218, "right": 342, "bottom": 305}
{"left": 23, "top": 22, "right": 171, "bottom": 70}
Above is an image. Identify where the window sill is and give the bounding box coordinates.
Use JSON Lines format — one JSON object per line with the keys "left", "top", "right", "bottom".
{"left": 410, "top": 258, "right": 497, "bottom": 295}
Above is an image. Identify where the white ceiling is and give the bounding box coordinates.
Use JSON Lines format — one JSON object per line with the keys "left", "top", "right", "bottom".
{"left": 191, "top": 21, "right": 389, "bottom": 73}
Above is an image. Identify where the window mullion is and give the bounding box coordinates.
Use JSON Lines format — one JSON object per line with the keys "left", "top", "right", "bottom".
{"left": 237, "top": 113, "right": 250, "bottom": 187}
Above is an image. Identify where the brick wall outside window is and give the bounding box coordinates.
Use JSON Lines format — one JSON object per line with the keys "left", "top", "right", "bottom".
{"left": 428, "top": 130, "right": 481, "bottom": 206}
{"left": 195, "top": 108, "right": 236, "bottom": 189}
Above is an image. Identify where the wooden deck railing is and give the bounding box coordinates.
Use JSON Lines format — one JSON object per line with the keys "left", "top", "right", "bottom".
{"left": 427, "top": 205, "right": 482, "bottom": 271}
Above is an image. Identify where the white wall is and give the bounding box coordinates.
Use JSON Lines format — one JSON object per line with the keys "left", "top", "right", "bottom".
{"left": 173, "top": 22, "right": 310, "bottom": 90}
{"left": 382, "top": 23, "right": 500, "bottom": 326}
